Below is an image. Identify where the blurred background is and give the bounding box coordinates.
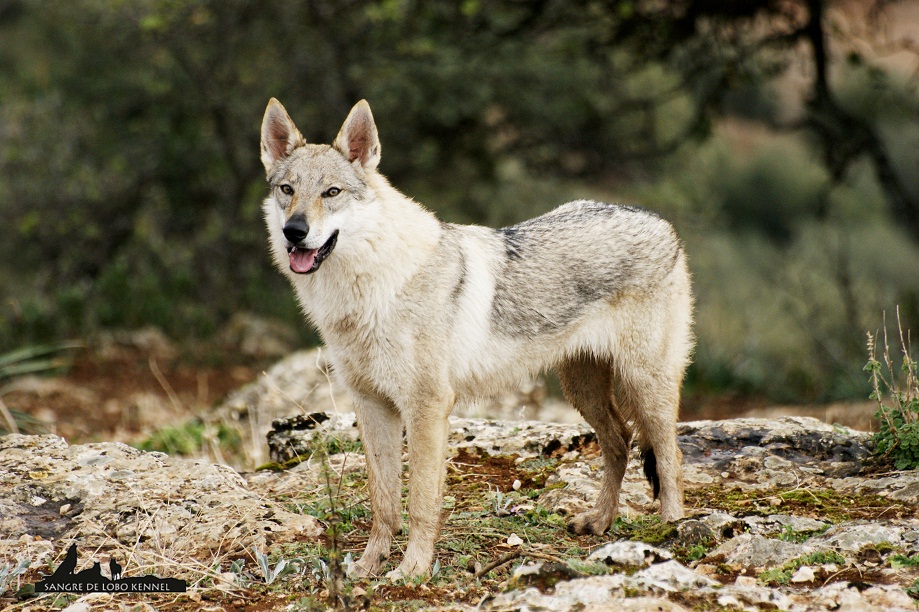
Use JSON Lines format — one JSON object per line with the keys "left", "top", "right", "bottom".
{"left": 1, "top": 0, "right": 918, "bottom": 456}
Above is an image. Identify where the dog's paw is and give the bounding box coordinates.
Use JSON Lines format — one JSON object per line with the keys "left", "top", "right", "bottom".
{"left": 385, "top": 557, "right": 429, "bottom": 582}
{"left": 348, "top": 561, "right": 374, "bottom": 579}
{"left": 350, "top": 553, "right": 389, "bottom": 579}
{"left": 567, "top": 510, "right": 613, "bottom": 536}
{"left": 660, "top": 507, "right": 685, "bottom": 523}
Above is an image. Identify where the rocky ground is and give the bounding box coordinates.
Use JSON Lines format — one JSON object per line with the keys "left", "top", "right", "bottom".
{"left": 3, "top": 410, "right": 919, "bottom": 610}
{"left": 1, "top": 345, "right": 914, "bottom": 611}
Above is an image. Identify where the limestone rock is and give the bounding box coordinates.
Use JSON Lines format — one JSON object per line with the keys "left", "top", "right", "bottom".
{"left": 629, "top": 560, "right": 721, "bottom": 592}
{"left": 828, "top": 471, "right": 919, "bottom": 504}
{"left": 677, "top": 417, "right": 872, "bottom": 477}
{"left": 708, "top": 534, "right": 815, "bottom": 570}
{"left": 809, "top": 581, "right": 916, "bottom": 611}
{"left": 0, "top": 434, "right": 320, "bottom": 559}
{"left": 588, "top": 541, "right": 673, "bottom": 567}
{"left": 267, "top": 411, "right": 598, "bottom": 465}
{"left": 808, "top": 521, "right": 903, "bottom": 552}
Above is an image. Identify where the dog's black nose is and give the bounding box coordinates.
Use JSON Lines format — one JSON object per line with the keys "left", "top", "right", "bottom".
{"left": 283, "top": 218, "right": 309, "bottom": 244}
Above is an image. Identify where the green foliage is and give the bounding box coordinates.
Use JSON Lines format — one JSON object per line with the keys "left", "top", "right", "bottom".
{"left": 0, "top": 342, "right": 79, "bottom": 382}
{"left": 758, "top": 551, "right": 846, "bottom": 585}
{"left": 907, "top": 579, "right": 919, "bottom": 600}
{"left": 252, "top": 545, "right": 301, "bottom": 586}
{"left": 867, "top": 314, "right": 919, "bottom": 470}
{"left": 717, "top": 143, "right": 828, "bottom": 243}
{"left": 134, "top": 419, "right": 241, "bottom": 457}
{"left": 0, "top": 0, "right": 699, "bottom": 350}
{"left": 609, "top": 515, "right": 677, "bottom": 545}
{"left": 0, "top": 0, "right": 917, "bottom": 408}
{"left": 890, "top": 554, "right": 919, "bottom": 569}
{"left": 636, "top": 125, "right": 919, "bottom": 402}
{"left": 777, "top": 523, "right": 829, "bottom": 544}
{"left": 0, "top": 342, "right": 81, "bottom": 435}
{"left": 672, "top": 542, "right": 714, "bottom": 564}
{"left": 0, "top": 558, "right": 30, "bottom": 596}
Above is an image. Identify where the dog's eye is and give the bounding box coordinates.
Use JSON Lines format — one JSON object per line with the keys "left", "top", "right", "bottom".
{"left": 279, "top": 184, "right": 294, "bottom": 195}
{"left": 322, "top": 187, "right": 341, "bottom": 198}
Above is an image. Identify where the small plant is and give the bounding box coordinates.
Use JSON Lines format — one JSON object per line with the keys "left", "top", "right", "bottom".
{"left": 0, "top": 558, "right": 30, "bottom": 595}
{"left": 566, "top": 559, "right": 611, "bottom": 576}
{"left": 252, "top": 546, "right": 300, "bottom": 585}
{"left": 866, "top": 310, "right": 919, "bottom": 470}
{"left": 758, "top": 551, "right": 846, "bottom": 585}
{"left": 0, "top": 342, "right": 80, "bottom": 435}
{"left": 680, "top": 543, "right": 712, "bottom": 563}
{"left": 135, "top": 419, "right": 242, "bottom": 457}
{"left": 907, "top": 578, "right": 919, "bottom": 600}
{"left": 777, "top": 523, "right": 828, "bottom": 543}
{"left": 490, "top": 488, "right": 514, "bottom": 517}
{"left": 890, "top": 553, "right": 919, "bottom": 569}
{"left": 610, "top": 515, "right": 678, "bottom": 545}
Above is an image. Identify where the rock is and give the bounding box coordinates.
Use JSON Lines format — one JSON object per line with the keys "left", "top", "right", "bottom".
{"left": 698, "top": 512, "right": 746, "bottom": 541}
{"left": 808, "top": 521, "right": 903, "bottom": 552}
{"left": 588, "top": 541, "right": 673, "bottom": 567}
{"left": 507, "top": 561, "right": 581, "bottom": 591}
{"left": 719, "top": 579, "right": 796, "bottom": 610}
{"left": 674, "top": 519, "right": 717, "bottom": 547}
{"left": 677, "top": 417, "right": 872, "bottom": 477}
{"left": 493, "top": 561, "right": 717, "bottom": 611}
{"left": 211, "top": 350, "right": 352, "bottom": 466}
{"left": 267, "top": 410, "right": 599, "bottom": 464}
{"left": 708, "top": 534, "right": 815, "bottom": 570}
{"left": 0, "top": 434, "right": 320, "bottom": 561}
{"left": 810, "top": 581, "right": 916, "bottom": 611}
{"left": 790, "top": 565, "right": 815, "bottom": 582}
{"left": 629, "top": 560, "right": 720, "bottom": 592}
{"left": 12, "top": 376, "right": 919, "bottom": 612}
{"left": 266, "top": 412, "right": 361, "bottom": 463}
{"left": 768, "top": 514, "right": 830, "bottom": 534}
{"left": 214, "top": 350, "right": 350, "bottom": 425}
{"left": 487, "top": 581, "right": 690, "bottom": 612}
{"left": 828, "top": 471, "right": 919, "bottom": 504}
{"left": 736, "top": 514, "right": 830, "bottom": 538}
{"left": 449, "top": 417, "right": 596, "bottom": 457}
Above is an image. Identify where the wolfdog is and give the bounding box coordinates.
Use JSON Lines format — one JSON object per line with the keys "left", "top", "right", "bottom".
{"left": 260, "top": 99, "right": 694, "bottom": 579}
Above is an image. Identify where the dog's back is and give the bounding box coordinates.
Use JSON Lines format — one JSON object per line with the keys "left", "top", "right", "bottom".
{"left": 423, "top": 200, "right": 691, "bottom": 401}
{"left": 488, "top": 200, "right": 683, "bottom": 335}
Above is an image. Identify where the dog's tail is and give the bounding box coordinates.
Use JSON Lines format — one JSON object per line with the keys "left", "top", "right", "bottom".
{"left": 640, "top": 447, "right": 661, "bottom": 499}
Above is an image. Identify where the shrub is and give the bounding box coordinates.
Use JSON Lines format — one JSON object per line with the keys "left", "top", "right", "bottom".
{"left": 867, "top": 311, "right": 919, "bottom": 470}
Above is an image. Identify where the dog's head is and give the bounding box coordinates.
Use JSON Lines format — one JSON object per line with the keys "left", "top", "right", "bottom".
{"left": 260, "top": 99, "right": 381, "bottom": 275}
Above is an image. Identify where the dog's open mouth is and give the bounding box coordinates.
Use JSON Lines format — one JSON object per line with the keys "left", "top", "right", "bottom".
{"left": 288, "top": 230, "right": 338, "bottom": 274}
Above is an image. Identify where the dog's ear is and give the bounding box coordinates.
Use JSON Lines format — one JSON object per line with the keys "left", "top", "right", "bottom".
{"left": 333, "top": 100, "right": 380, "bottom": 170}
{"left": 260, "top": 98, "right": 306, "bottom": 173}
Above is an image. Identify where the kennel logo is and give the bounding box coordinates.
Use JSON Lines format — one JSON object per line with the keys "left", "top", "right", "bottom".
{"left": 35, "top": 544, "right": 186, "bottom": 594}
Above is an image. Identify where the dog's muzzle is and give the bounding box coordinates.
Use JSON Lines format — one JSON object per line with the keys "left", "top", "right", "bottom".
{"left": 287, "top": 230, "right": 338, "bottom": 274}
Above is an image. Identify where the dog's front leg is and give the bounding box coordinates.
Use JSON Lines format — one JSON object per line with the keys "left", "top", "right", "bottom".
{"left": 386, "top": 391, "right": 454, "bottom": 580}
{"left": 350, "top": 393, "right": 403, "bottom": 577}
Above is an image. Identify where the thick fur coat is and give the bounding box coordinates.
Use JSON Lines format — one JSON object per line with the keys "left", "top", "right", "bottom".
{"left": 260, "top": 99, "right": 694, "bottom": 579}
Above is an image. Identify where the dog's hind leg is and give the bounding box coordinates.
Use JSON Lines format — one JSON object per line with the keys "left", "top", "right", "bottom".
{"left": 557, "top": 355, "right": 632, "bottom": 535}
{"left": 619, "top": 365, "right": 685, "bottom": 522}
{"left": 351, "top": 393, "right": 403, "bottom": 577}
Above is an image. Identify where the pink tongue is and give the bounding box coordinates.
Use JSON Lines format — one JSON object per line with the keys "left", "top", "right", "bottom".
{"left": 289, "top": 248, "right": 317, "bottom": 273}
